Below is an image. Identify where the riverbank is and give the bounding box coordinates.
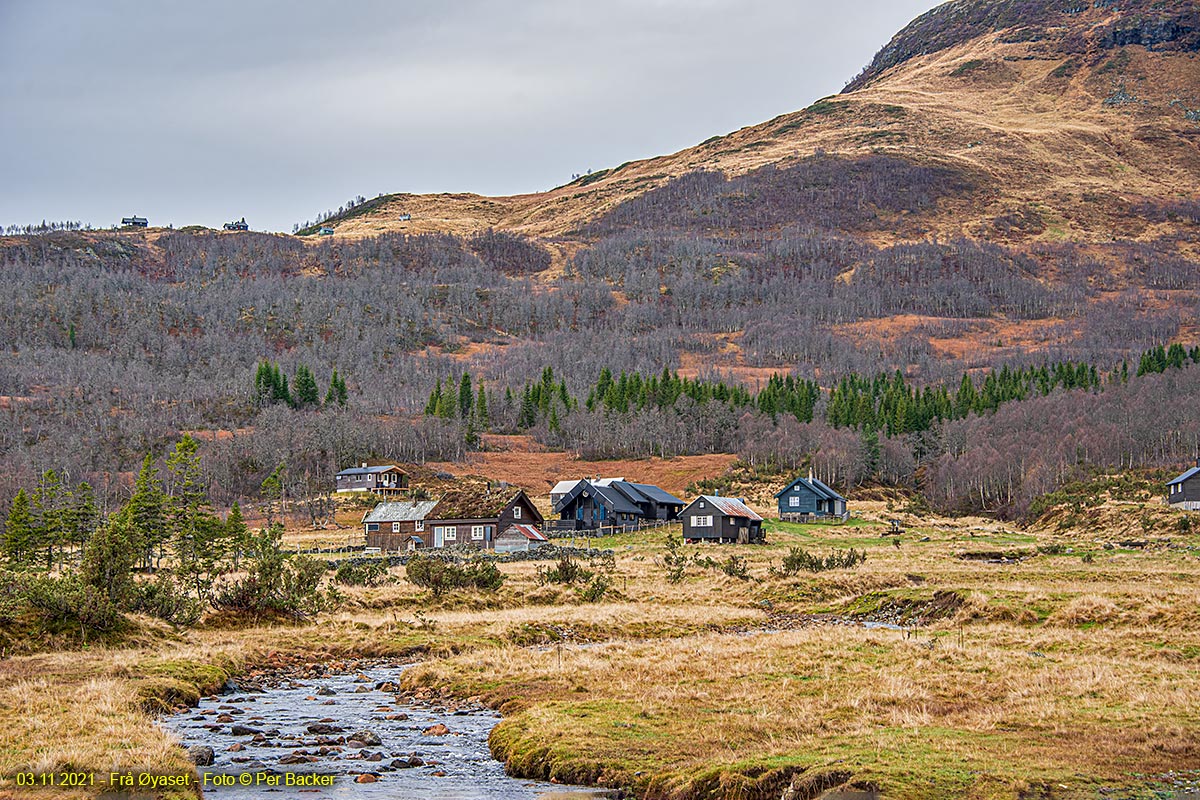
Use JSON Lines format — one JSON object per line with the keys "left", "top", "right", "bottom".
{"left": 5, "top": 511, "right": 1200, "bottom": 799}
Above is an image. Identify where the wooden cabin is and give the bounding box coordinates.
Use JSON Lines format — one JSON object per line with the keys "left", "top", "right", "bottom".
{"left": 223, "top": 217, "right": 249, "bottom": 231}
{"left": 550, "top": 478, "right": 683, "bottom": 532}
{"left": 1168, "top": 459, "right": 1200, "bottom": 511}
{"left": 362, "top": 487, "right": 543, "bottom": 552}
{"left": 494, "top": 523, "right": 547, "bottom": 553}
{"left": 680, "top": 495, "right": 764, "bottom": 544}
{"left": 775, "top": 474, "right": 847, "bottom": 522}
{"left": 121, "top": 216, "right": 148, "bottom": 228}
{"left": 336, "top": 463, "right": 408, "bottom": 495}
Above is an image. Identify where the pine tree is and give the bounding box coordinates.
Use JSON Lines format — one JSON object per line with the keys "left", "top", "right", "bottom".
{"left": 325, "top": 369, "right": 348, "bottom": 407}
{"left": 426, "top": 379, "right": 443, "bottom": 416}
{"left": 82, "top": 509, "right": 137, "bottom": 607}
{"left": 31, "top": 469, "right": 63, "bottom": 571}
{"left": 225, "top": 501, "right": 250, "bottom": 570}
{"left": 458, "top": 373, "right": 474, "bottom": 419}
{"left": 129, "top": 453, "right": 168, "bottom": 569}
{"left": 3, "top": 489, "right": 35, "bottom": 565}
{"left": 293, "top": 365, "right": 320, "bottom": 407}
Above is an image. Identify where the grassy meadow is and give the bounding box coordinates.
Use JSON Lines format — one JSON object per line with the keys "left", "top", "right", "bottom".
{"left": 3, "top": 500, "right": 1200, "bottom": 799}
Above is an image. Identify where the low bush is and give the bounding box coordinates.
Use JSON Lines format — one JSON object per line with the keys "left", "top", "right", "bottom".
{"left": 334, "top": 559, "right": 391, "bottom": 587}
{"left": 779, "top": 546, "right": 867, "bottom": 575}
{"left": 405, "top": 554, "right": 505, "bottom": 596}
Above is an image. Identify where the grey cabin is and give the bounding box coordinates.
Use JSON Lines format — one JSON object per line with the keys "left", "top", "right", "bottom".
{"left": 775, "top": 474, "right": 847, "bottom": 521}
{"left": 1168, "top": 459, "right": 1200, "bottom": 511}
{"left": 680, "top": 495, "right": 764, "bottom": 544}
{"left": 121, "top": 216, "right": 148, "bottom": 228}
{"left": 224, "top": 217, "right": 249, "bottom": 231}
{"left": 550, "top": 478, "right": 683, "bottom": 532}
{"left": 336, "top": 463, "right": 408, "bottom": 495}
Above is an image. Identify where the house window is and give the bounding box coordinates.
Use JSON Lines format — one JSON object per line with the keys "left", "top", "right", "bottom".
{"left": 392, "top": 522, "right": 400, "bottom": 533}
{"left": 445, "top": 526, "right": 457, "bottom": 541}
{"left": 699, "top": 501, "right": 705, "bottom": 508}
{"left": 693, "top": 515, "right": 713, "bottom": 527}
{"left": 513, "top": 506, "right": 522, "bottom": 519}
{"left": 789, "top": 496, "right": 800, "bottom": 508}
{"left": 415, "top": 520, "right": 424, "bottom": 531}
{"left": 354, "top": 475, "right": 362, "bottom": 482}
{"left": 471, "top": 526, "right": 485, "bottom": 540}
{"left": 366, "top": 523, "right": 379, "bottom": 532}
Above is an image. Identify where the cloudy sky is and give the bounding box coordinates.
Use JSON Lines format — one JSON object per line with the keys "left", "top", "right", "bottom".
{"left": 0, "top": 1, "right": 940, "bottom": 232}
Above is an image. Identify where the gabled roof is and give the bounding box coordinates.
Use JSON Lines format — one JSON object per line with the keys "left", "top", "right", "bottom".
{"left": 337, "top": 464, "right": 406, "bottom": 477}
{"left": 554, "top": 480, "right": 641, "bottom": 515}
{"left": 774, "top": 475, "right": 845, "bottom": 501}
{"left": 685, "top": 495, "right": 763, "bottom": 522}
{"left": 363, "top": 499, "right": 439, "bottom": 524}
{"left": 623, "top": 482, "right": 684, "bottom": 506}
{"left": 1168, "top": 467, "right": 1200, "bottom": 487}
{"left": 431, "top": 488, "right": 533, "bottom": 520}
{"left": 503, "top": 523, "right": 547, "bottom": 542}
{"left": 550, "top": 479, "right": 583, "bottom": 495}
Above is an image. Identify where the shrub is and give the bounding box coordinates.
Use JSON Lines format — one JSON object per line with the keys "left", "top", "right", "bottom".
{"left": 780, "top": 546, "right": 867, "bottom": 575}
{"left": 661, "top": 534, "right": 690, "bottom": 584}
{"left": 577, "top": 574, "right": 611, "bottom": 603}
{"left": 135, "top": 572, "right": 203, "bottom": 626}
{"left": 405, "top": 554, "right": 505, "bottom": 596}
{"left": 334, "top": 559, "right": 391, "bottom": 587}
{"left": 720, "top": 555, "right": 751, "bottom": 580}
{"left": 538, "top": 552, "right": 592, "bottom": 586}
{"left": 211, "top": 526, "right": 334, "bottom": 617}
{"left": 24, "top": 574, "right": 122, "bottom": 632}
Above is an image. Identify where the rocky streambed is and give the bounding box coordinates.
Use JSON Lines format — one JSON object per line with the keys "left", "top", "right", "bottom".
{"left": 161, "top": 662, "right": 611, "bottom": 799}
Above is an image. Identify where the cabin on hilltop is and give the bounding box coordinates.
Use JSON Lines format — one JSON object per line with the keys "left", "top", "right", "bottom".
{"left": 223, "top": 217, "right": 249, "bottom": 231}
{"left": 121, "top": 216, "right": 148, "bottom": 228}
{"left": 680, "top": 495, "right": 764, "bottom": 544}
{"left": 775, "top": 473, "right": 848, "bottom": 522}
{"left": 1168, "top": 459, "right": 1200, "bottom": 511}
{"left": 318, "top": 226, "right": 335, "bottom": 236}
{"left": 363, "top": 487, "right": 542, "bottom": 552}
{"left": 336, "top": 463, "right": 408, "bottom": 495}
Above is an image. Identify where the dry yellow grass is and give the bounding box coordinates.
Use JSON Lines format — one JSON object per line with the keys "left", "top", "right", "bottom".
{"left": 3, "top": 498, "right": 1200, "bottom": 799}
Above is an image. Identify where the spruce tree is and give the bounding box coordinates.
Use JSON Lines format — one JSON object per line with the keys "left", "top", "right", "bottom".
{"left": 129, "top": 453, "right": 168, "bottom": 569}
{"left": 293, "top": 365, "right": 320, "bottom": 407}
{"left": 426, "top": 378, "right": 443, "bottom": 416}
{"left": 3, "top": 489, "right": 35, "bottom": 565}
{"left": 458, "top": 373, "right": 474, "bottom": 419}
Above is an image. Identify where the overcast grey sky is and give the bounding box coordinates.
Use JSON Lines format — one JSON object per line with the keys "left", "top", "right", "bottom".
{"left": 0, "top": 1, "right": 940, "bottom": 232}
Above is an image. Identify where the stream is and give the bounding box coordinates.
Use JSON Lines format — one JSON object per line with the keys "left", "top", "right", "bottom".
{"left": 161, "top": 667, "right": 610, "bottom": 799}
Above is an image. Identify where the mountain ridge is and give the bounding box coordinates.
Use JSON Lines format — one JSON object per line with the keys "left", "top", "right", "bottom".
{"left": 306, "top": 0, "right": 1199, "bottom": 250}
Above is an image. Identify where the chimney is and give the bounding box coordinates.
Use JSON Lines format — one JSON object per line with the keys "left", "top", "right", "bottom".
{"left": 808, "top": 467, "right": 814, "bottom": 481}
{"left": 361, "top": 462, "right": 367, "bottom": 469}
{"left": 714, "top": 489, "right": 720, "bottom": 496}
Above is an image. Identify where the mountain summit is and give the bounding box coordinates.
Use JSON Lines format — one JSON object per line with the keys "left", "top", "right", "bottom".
{"left": 311, "top": 0, "right": 1199, "bottom": 245}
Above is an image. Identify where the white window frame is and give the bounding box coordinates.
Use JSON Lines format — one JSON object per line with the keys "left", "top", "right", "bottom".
{"left": 415, "top": 519, "right": 424, "bottom": 531}
{"left": 392, "top": 522, "right": 400, "bottom": 533}
{"left": 471, "top": 525, "right": 485, "bottom": 540}
{"left": 692, "top": 515, "right": 713, "bottom": 528}
{"left": 513, "top": 506, "right": 522, "bottom": 519}
{"left": 445, "top": 526, "right": 457, "bottom": 541}
{"left": 789, "top": 496, "right": 800, "bottom": 508}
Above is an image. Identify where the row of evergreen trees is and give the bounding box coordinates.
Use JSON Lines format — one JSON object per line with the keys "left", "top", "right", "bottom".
{"left": 1136, "top": 343, "right": 1200, "bottom": 377}
{"left": 420, "top": 342, "right": 1197, "bottom": 443}
{"left": 254, "top": 361, "right": 348, "bottom": 409}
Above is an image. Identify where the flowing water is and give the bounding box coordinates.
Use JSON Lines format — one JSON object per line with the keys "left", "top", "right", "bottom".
{"left": 160, "top": 667, "right": 610, "bottom": 799}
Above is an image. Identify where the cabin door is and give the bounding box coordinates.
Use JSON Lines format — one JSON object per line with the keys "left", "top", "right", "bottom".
{"left": 434, "top": 528, "right": 444, "bottom": 548}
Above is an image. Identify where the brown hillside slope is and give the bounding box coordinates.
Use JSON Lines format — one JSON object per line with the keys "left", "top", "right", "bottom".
{"left": 321, "top": 0, "right": 1199, "bottom": 245}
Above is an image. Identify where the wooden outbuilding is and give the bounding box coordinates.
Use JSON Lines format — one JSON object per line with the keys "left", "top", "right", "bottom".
{"left": 680, "top": 495, "right": 764, "bottom": 544}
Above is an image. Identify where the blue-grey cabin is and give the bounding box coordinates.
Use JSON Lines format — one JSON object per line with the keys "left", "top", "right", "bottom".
{"left": 775, "top": 474, "right": 847, "bottom": 520}
{"left": 1168, "top": 459, "right": 1200, "bottom": 511}
{"left": 121, "top": 216, "right": 148, "bottom": 228}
